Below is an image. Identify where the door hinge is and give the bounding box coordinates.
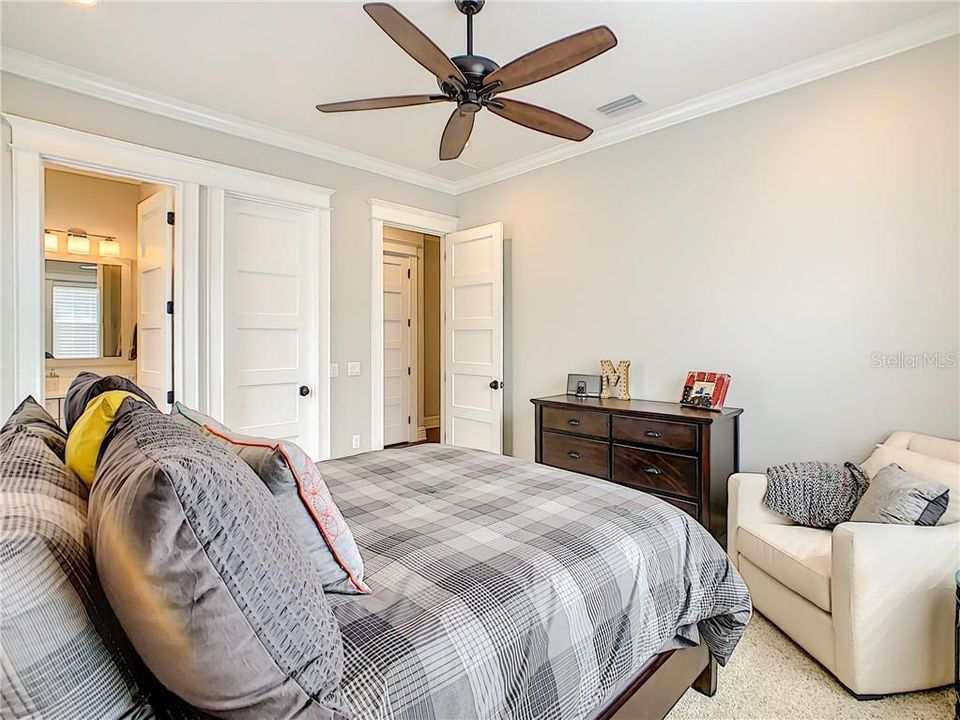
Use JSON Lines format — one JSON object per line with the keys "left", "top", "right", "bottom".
{"left": 166, "top": 390, "right": 174, "bottom": 404}
{"left": 165, "top": 300, "right": 174, "bottom": 315}
{"left": 407, "top": 268, "right": 411, "bottom": 279}
{"left": 166, "top": 211, "right": 175, "bottom": 226}
{"left": 407, "top": 415, "right": 411, "bottom": 424}
{"left": 407, "top": 318, "right": 411, "bottom": 327}
{"left": 407, "top": 366, "right": 411, "bottom": 376}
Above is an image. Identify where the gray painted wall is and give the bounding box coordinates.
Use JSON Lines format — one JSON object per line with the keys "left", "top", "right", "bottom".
{"left": 0, "top": 72, "right": 457, "bottom": 458}
{"left": 2, "top": 36, "right": 957, "bottom": 468}
{"left": 455, "top": 37, "right": 959, "bottom": 470}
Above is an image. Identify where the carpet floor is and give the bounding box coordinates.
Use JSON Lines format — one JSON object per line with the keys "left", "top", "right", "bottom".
{"left": 667, "top": 613, "right": 953, "bottom": 719}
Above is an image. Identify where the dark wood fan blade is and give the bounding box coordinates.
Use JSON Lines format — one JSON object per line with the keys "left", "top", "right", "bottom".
{"left": 317, "top": 95, "right": 449, "bottom": 113}
{"left": 488, "top": 98, "right": 593, "bottom": 141}
{"left": 364, "top": 3, "right": 466, "bottom": 87}
{"left": 483, "top": 26, "right": 617, "bottom": 94}
{"left": 439, "top": 108, "right": 475, "bottom": 160}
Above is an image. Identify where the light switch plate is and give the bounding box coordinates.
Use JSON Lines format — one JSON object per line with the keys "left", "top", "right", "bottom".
{"left": 347, "top": 361, "right": 361, "bottom": 377}
{"left": 330, "top": 363, "right": 339, "bottom": 378}
{"left": 351, "top": 434, "right": 361, "bottom": 449}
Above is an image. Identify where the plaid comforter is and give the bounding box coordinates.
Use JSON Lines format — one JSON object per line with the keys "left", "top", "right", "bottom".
{"left": 321, "top": 445, "right": 751, "bottom": 720}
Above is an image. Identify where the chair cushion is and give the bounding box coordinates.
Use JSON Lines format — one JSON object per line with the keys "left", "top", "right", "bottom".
{"left": 737, "top": 523, "right": 832, "bottom": 611}
{"left": 0, "top": 418, "right": 159, "bottom": 719}
{"left": 861, "top": 445, "right": 960, "bottom": 525}
{"left": 91, "top": 400, "right": 348, "bottom": 719}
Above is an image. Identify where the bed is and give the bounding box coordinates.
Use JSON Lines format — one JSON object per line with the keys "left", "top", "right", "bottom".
{"left": 319, "top": 444, "right": 752, "bottom": 720}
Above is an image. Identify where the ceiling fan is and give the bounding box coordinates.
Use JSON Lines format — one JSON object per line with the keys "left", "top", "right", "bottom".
{"left": 316, "top": 1, "right": 617, "bottom": 161}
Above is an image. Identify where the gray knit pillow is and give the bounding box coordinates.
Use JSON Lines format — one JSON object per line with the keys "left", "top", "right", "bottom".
{"left": 851, "top": 463, "right": 950, "bottom": 526}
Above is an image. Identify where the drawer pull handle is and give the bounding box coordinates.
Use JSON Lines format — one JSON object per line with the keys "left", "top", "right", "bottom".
{"left": 567, "top": 419, "right": 581, "bottom": 427}
{"left": 567, "top": 451, "right": 581, "bottom": 460}
{"left": 643, "top": 466, "right": 662, "bottom": 475}
{"left": 644, "top": 430, "right": 662, "bottom": 438}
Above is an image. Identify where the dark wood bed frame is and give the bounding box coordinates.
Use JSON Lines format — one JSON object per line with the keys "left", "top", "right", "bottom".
{"left": 599, "top": 645, "right": 717, "bottom": 720}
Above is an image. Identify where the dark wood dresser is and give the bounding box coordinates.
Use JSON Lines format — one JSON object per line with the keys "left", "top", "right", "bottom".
{"left": 531, "top": 395, "right": 742, "bottom": 547}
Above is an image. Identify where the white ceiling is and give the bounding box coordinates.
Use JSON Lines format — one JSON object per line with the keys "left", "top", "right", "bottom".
{"left": 1, "top": 1, "right": 955, "bottom": 187}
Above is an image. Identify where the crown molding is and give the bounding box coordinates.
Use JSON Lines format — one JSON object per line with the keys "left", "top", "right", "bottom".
{"left": 0, "top": 47, "right": 457, "bottom": 195}
{"left": 454, "top": 7, "right": 960, "bottom": 193}
{"left": 1, "top": 6, "right": 956, "bottom": 197}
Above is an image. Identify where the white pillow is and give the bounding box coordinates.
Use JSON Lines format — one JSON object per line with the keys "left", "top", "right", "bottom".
{"left": 861, "top": 445, "right": 960, "bottom": 525}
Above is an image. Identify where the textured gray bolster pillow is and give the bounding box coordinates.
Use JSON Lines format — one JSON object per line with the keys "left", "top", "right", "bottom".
{"left": 64, "top": 371, "right": 157, "bottom": 432}
{"left": 851, "top": 463, "right": 950, "bottom": 526}
{"left": 89, "top": 400, "right": 350, "bottom": 719}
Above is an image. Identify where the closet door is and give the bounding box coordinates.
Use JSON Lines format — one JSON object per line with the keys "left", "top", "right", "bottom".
{"left": 136, "top": 190, "right": 174, "bottom": 410}
{"left": 219, "top": 193, "right": 320, "bottom": 456}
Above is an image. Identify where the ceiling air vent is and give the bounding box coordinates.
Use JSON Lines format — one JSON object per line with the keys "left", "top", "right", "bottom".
{"left": 595, "top": 94, "right": 646, "bottom": 117}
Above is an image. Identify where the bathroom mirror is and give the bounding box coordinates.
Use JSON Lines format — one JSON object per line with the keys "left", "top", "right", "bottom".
{"left": 44, "top": 259, "right": 124, "bottom": 359}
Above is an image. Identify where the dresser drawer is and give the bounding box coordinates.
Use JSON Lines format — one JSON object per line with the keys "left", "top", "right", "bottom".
{"left": 650, "top": 492, "right": 699, "bottom": 520}
{"left": 612, "top": 445, "right": 699, "bottom": 499}
{"left": 542, "top": 406, "right": 609, "bottom": 439}
{"left": 612, "top": 415, "right": 698, "bottom": 453}
{"left": 542, "top": 431, "right": 610, "bottom": 479}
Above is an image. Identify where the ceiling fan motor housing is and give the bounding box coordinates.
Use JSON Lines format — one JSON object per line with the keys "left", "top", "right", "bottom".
{"left": 454, "top": 0, "right": 485, "bottom": 15}
{"left": 443, "top": 54, "right": 500, "bottom": 93}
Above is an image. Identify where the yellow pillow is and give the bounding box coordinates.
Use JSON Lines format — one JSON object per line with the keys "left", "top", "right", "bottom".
{"left": 66, "top": 390, "right": 147, "bottom": 486}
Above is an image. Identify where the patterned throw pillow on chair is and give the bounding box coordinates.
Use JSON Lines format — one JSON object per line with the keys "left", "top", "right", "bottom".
{"left": 171, "top": 402, "right": 370, "bottom": 595}
{"left": 851, "top": 463, "right": 950, "bottom": 526}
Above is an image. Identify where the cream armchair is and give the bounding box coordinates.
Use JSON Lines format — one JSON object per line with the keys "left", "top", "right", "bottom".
{"left": 728, "top": 432, "right": 960, "bottom": 697}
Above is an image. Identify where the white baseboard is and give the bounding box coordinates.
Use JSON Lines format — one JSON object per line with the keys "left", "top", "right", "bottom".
{"left": 416, "top": 426, "right": 427, "bottom": 442}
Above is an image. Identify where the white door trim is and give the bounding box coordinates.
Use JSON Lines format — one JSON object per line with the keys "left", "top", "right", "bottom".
{"left": 2, "top": 114, "right": 333, "bottom": 457}
{"left": 369, "top": 198, "right": 458, "bottom": 451}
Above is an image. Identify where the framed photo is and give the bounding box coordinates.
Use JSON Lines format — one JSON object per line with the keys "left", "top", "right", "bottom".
{"left": 680, "top": 371, "right": 731, "bottom": 410}
{"left": 566, "top": 373, "right": 602, "bottom": 398}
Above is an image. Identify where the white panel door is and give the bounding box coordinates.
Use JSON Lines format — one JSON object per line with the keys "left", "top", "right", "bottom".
{"left": 443, "top": 222, "right": 503, "bottom": 453}
{"left": 383, "top": 254, "right": 411, "bottom": 446}
{"left": 222, "top": 194, "right": 319, "bottom": 456}
{"left": 136, "top": 190, "right": 174, "bottom": 410}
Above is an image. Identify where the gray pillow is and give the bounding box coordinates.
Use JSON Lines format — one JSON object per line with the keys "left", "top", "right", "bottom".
{"left": 0, "top": 416, "right": 160, "bottom": 719}
{"left": 850, "top": 463, "right": 950, "bottom": 526}
{"left": 90, "top": 400, "right": 349, "bottom": 719}
{"left": 63, "top": 371, "right": 156, "bottom": 432}
{"left": 171, "top": 402, "right": 370, "bottom": 595}
{"left": 1, "top": 395, "right": 67, "bottom": 458}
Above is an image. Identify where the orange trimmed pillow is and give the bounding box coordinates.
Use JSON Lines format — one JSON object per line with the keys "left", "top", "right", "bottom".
{"left": 171, "top": 402, "right": 369, "bottom": 594}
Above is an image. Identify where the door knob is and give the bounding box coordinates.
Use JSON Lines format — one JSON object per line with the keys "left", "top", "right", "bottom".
{"left": 489, "top": 380, "right": 502, "bottom": 390}
{"left": 299, "top": 385, "right": 310, "bottom": 397}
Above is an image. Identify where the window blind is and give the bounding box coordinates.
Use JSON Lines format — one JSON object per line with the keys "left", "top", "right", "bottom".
{"left": 52, "top": 284, "right": 100, "bottom": 358}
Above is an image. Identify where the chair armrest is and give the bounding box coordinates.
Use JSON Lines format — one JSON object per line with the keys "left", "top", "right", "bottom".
{"left": 727, "top": 473, "right": 793, "bottom": 566}
{"left": 832, "top": 521, "right": 960, "bottom": 694}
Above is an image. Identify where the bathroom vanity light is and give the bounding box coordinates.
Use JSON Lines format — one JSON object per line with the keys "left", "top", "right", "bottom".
{"left": 44, "top": 231, "right": 59, "bottom": 252}
{"left": 99, "top": 237, "right": 121, "bottom": 257}
{"left": 66, "top": 230, "right": 90, "bottom": 255}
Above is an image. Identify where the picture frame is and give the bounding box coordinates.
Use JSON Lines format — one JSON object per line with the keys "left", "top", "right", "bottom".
{"left": 566, "top": 373, "right": 602, "bottom": 398}
{"left": 680, "top": 371, "right": 731, "bottom": 410}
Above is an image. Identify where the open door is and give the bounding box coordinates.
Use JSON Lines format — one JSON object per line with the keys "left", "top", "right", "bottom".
{"left": 443, "top": 222, "right": 504, "bottom": 453}
{"left": 136, "top": 189, "right": 174, "bottom": 411}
